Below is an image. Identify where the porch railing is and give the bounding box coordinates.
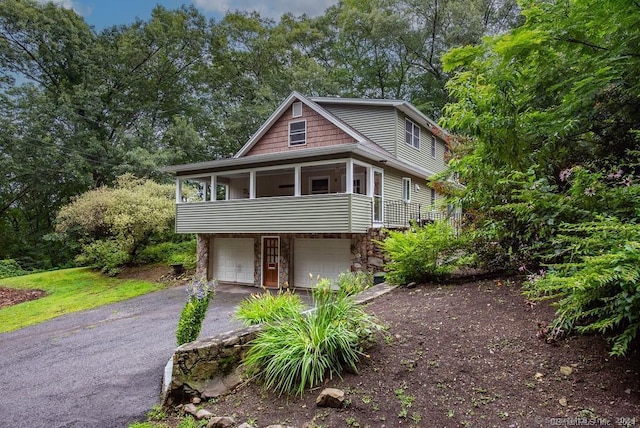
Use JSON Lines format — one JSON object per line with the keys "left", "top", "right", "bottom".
{"left": 384, "top": 201, "right": 465, "bottom": 232}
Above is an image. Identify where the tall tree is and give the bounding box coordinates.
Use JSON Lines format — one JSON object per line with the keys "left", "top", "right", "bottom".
{"left": 0, "top": 1, "right": 215, "bottom": 265}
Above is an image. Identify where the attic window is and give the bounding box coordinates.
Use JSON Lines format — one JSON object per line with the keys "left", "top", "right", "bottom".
{"left": 292, "top": 101, "right": 303, "bottom": 118}
{"left": 405, "top": 119, "right": 420, "bottom": 149}
{"left": 289, "top": 120, "right": 306, "bottom": 146}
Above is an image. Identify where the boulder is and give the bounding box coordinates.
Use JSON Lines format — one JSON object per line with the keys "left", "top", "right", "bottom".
{"left": 316, "top": 388, "right": 345, "bottom": 408}
{"left": 207, "top": 416, "right": 236, "bottom": 428}
{"left": 196, "top": 409, "right": 213, "bottom": 420}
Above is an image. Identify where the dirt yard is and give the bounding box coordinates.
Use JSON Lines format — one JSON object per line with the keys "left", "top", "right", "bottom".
{"left": 166, "top": 277, "right": 639, "bottom": 428}
{"left": 0, "top": 286, "right": 46, "bottom": 309}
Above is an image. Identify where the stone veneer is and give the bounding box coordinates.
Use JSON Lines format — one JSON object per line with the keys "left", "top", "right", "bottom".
{"left": 196, "top": 229, "right": 390, "bottom": 287}
{"left": 161, "top": 283, "right": 398, "bottom": 407}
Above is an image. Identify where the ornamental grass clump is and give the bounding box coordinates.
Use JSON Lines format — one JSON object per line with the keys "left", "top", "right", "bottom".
{"left": 235, "top": 290, "right": 305, "bottom": 326}
{"left": 176, "top": 276, "right": 216, "bottom": 346}
{"left": 242, "top": 279, "right": 383, "bottom": 396}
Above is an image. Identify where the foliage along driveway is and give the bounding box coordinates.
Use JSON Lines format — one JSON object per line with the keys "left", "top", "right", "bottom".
{"left": 0, "top": 282, "right": 255, "bottom": 428}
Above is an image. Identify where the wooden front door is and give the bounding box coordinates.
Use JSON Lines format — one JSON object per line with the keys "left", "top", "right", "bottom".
{"left": 262, "top": 237, "right": 279, "bottom": 288}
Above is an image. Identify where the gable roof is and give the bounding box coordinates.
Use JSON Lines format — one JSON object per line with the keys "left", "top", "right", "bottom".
{"left": 310, "top": 96, "right": 449, "bottom": 138}
{"left": 234, "top": 91, "right": 369, "bottom": 158}
{"left": 163, "top": 92, "right": 444, "bottom": 178}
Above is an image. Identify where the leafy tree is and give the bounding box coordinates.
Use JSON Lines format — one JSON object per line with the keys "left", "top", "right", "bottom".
{"left": 55, "top": 175, "right": 175, "bottom": 273}
{"left": 441, "top": 0, "right": 640, "bottom": 353}
{"left": 0, "top": 1, "right": 215, "bottom": 266}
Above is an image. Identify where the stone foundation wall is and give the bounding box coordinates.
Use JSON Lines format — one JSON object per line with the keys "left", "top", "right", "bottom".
{"left": 195, "top": 230, "right": 390, "bottom": 287}
{"left": 196, "top": 234, "right": 209, "bottom": 279}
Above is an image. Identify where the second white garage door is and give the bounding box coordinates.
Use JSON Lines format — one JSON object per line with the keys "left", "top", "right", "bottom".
{"left": 211, "top": 238, "right": 255, "bottom": 284}
{"left": 293, "top": 238, "right": 351, "bottom": 288}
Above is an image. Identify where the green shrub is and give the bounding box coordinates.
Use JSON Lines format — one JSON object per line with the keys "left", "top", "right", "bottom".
{"left": 76, "top": 239, "right": 131, "bottom": 276}
{"left": 242, "top": 280, "right": 382, "bottom": 395}
{"left": 336, "top": 271, "right": 373, "bottom": 296}
{"left": 167, "top": 252, "right": 196, "bottom": 270}
{"left": 137, "top": 240, "right": 196, "bottom": 268}
{"left": 235, "top": 291, "right": 305, "bottom": 326}
{"left": 378, "top": 221, "right": 470, "bottom": 284}
{"left": 0, "top": 259, "right": 29, "bottom": 279}
{"left": 525, "top": 219, "right": 640, "bottom": 356}
{"left": 176, "top": 415, "right": 198, "bottom": 428}
{"left": 176, "top": 276, "right": 216, "bottom": 346}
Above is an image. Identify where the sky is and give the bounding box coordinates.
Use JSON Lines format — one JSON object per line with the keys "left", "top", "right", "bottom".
{"left": 42, "top": 0, "right": 339, "bottom": 29}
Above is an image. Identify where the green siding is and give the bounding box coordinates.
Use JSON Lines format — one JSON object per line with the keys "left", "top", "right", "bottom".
{"left": 322, "top": 104, "right": 397, "bottom": 154}
{"left": 384, "top": 169, "right": 430, "bottom": 206}
{"left": 176, "top": 193, "right": 372, "bottom": 234}
{"left": 395, "top": 113, "right": 448, "bottom": 175}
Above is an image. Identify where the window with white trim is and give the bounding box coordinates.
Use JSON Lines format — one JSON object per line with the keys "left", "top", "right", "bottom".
{"left": 289, "top": 120, "right": 306, "bottom": 146}
{"left": 292, "top": 101, "right": 302, "bottom": 118}
{"left": 310, "top": 176, "right": 329, "bottom": 194}
{"left": 431, "top": 135, "right": 437, "bottom": 158}
{"left": 402, "top": 177, "right": 411, "bottom": 202}
{"left": 405, "top": 119, "right": 420, "bottom": 149}
{"left": 430, "top": 188, "right": 436, "bottom": 207}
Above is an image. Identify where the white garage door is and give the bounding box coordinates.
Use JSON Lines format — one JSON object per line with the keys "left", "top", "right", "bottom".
{"left": 211, "top": 238, "right": 254, "bottom": 284}
{"left": 294, "top": 238, "right": 351, "bottom": 289}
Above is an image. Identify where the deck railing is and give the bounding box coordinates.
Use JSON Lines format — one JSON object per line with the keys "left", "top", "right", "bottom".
{"left": 384, "top": 201, "right": 465, "bottom": 232}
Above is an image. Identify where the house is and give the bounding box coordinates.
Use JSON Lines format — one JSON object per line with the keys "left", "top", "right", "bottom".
{"left": 163, "top": 92, "right": 450, "bottom": 289}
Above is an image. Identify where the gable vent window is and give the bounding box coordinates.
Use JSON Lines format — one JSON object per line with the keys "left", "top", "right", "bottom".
{"left": 405, "top": 119, "right": 420, "bottom": 149}
{"left": 292, "top": 101, "right": 303, "bottom": 118}
{"left": 289, "top": 120, "right": 307, "bottom": 146}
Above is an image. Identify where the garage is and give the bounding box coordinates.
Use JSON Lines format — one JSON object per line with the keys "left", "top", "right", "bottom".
{"left": 293, "top": 238, "right": 351, "bottom": 288}
{"left": 211, "top": 238, "right": 255, "bottom": 284}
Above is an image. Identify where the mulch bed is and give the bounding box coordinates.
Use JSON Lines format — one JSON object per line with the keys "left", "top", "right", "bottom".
{"left": 0, "top": 287, "right": 46, "bottom": 310}
{"left": 167, "top": 277, "right": 639, "bottom": 427}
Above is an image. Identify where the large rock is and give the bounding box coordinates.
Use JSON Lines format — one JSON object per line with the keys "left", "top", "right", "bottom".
{"left": 195, "top": 370, "right": 243, "bottom": 399}
{"left": 196, "top": 409, "right": 213, "bottom": 420}
{"left": 207, "top": 416, "right": 236, "bottom": 428}
{"left": 316, "top": 388, "right": 345, "bottom": 408}
{"left": 367, "top": 257, "right": 384, "bottom": 267}
{"left": 182, "top": 403, "right": 199, "bottom": 416}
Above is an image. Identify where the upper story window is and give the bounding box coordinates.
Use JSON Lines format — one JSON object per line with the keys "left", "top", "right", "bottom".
{"left": 292, "top": 101, "right": 303, "bottom": 118}
{"left": 431, "top": 135, "right": 437, "bottom": 158}
{"left": 289, "top": 120, "right": 306, "bottom": 146}
{"left": 405, "top": 119, "right": 420, "bottom": 149}
{"left": 402, "top": 177, "right": 411, "bottom": 202}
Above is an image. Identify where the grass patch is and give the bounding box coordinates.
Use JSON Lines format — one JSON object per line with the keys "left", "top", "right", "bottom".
{"left": 0, "top": 267, "right": 166, "bottom": 333}
{"left": 235, "top": 291, "right": 305, "bottom": 326}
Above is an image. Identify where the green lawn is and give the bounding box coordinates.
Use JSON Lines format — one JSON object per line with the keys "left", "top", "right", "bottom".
{"left": 0, "top": 267, "right": 167, "bottom": 333}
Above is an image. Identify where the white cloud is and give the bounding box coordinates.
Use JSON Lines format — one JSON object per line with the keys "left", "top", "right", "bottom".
{"left": 192, "top": 0, "right": 338, "bottom": 19}
{"left": 36, "top": 0, "right": 92, "bottom": 17}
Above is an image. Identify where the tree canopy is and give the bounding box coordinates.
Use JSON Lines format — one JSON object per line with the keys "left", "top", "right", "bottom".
{"left": 0, "top": 0, "right": 520, "bottom": 267}
{"left": 441, "top": 0, "right": 640, "bottom": 354}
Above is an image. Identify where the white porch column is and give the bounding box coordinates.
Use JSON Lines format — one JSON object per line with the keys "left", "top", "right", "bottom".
{"left": 367, "top": 166, "right": 374, "bottom": 197}
{"left": 294, "top": 166, "right": 301, "bottom": 196}
{"left": 210, "top": 175, "right": 217, "bottom": 201}
{"left": 346, "top": 159, "right": 354, "bottom": 193}
{"left": 175, "top": 177, "right": 182, "bottom": 203}
{"left": 249, "top": 170, "right": 256, "bottom": 199}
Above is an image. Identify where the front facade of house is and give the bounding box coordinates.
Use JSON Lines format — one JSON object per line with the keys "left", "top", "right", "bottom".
{"left": 165, "top": 92, "right": 450, "bottom": 289}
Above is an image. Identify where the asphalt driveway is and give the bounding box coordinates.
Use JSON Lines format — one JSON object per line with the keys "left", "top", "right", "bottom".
{"left": 0, "top": 282, "right": 256, "bottom": 428}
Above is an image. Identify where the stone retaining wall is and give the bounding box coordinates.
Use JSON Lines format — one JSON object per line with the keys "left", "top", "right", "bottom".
{"left": 162, "top": 325, "right": 263, "bottom": 406}
{"left": 161, "top": 283, "right": 397, "bottom": 407}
